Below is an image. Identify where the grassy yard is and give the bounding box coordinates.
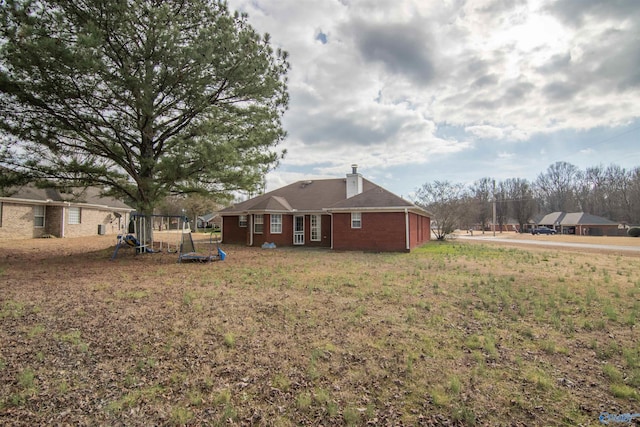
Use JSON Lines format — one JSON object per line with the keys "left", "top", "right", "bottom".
{"left": 0, "top": 238, "right": 639, "bottom": 425}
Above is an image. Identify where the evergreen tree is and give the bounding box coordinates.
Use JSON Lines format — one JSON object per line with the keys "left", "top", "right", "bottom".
{"left": 0, "top": 0, "right": 289, "bottom": 218}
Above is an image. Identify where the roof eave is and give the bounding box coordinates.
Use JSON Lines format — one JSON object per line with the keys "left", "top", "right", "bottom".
{"left": 325, "top": 206, "right": 431, "bottom": 216}
{"left": 0, "top": 196, "right": 133, "bottom": 211}
{"left": 220, "top": 209, "right": 294, "bottom": 215}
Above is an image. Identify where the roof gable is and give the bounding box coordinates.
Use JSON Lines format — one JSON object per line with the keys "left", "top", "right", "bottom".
{"left": 538, "top": 211, "right": 565, "bottom": 225}
{"left": 246, "top": 195, "right": 294, "bottom": 212}
{"left": 198, "top": 213, "right": 220, "bottom": 222}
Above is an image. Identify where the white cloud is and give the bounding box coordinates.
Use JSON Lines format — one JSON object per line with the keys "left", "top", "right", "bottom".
{"left": 227, "top": 0, "right": 640, "bottom": 195}
{"left": 465, "top": 125, "right": 505, "bottom": 140}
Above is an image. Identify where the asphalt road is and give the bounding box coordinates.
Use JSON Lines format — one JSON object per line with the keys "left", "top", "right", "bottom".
{"left": 456, "top": 235, "right": 640, "bottom": 253}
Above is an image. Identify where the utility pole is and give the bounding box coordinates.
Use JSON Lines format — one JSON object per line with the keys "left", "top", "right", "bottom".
{"left": 492, "top": 179, "right": 496, "bottom": 237}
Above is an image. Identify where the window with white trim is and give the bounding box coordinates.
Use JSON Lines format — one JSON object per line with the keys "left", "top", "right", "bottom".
{"left": 254, "top": 214, "right": 264, "bottom": 234}
{"left": 270, "top": 214, "right": 282, "bottom": 234}
{"left": 311, "top": 215, "right": 321, "bottom": 241}
{"left": 68, "top": 207, "right": 81, "bottom": 224}
{"left": 351, "top": 212, "right": 361, "bottom": 229}
{"left": 239, "top": 215, "right": 247, "bottom": 227}
{"left": 34, "top": 205, "right": 45, "bottom": 228}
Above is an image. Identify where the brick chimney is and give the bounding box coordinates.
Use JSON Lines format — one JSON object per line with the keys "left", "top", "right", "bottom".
{"left": 346, "top": 164, "right": 363, "bottom": 198}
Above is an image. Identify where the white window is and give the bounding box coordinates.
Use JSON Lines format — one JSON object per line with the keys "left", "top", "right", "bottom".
{"left": 239, "top": 215, "right": 247, "bottom": 227}
{"left": 68, "top": 207, "right": 81, "bottom": 224}
{"left": 254, "top": 214, "right": 264, "bottom": 234}
{"left": 351, "top": 212, "right": 361, "bottom": 229}
{"left": 34, "top": 205, "right": 45, "bottom": 228}
{"left": 311, "top": 215, "right": 321, "bottom": 241}
{"left": 270, "top": 214, "right": 282, "bottom": 234}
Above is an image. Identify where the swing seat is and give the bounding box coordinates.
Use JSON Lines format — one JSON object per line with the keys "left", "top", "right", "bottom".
{"left": 111, "top": 234, "right": 143, "bottom": 259}
{"left": 123, "top": 234, "right": 139, "bottom": 247}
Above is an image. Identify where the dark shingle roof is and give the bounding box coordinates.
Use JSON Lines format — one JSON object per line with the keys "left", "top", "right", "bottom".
{"left": 220, "top": 177, "right": 428, "bottom": 216}
{"left": 538, "top": 211, "right": 617, "bottom": 226}
{"left": 539, "top": 212, "right": 565, "bottom": 225}
{"left": 328, "top": 186, "right": 413, "bottom": 209}
{"left": 246, "top": 195, "right": 294, "bottom": 212}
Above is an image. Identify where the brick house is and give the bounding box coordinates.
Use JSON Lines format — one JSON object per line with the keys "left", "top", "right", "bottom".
{"left": 0, "top": 185, "right": 134, "bottom": 239}
{"left": 536, "top": 211, "right": 621, "bottom": 236}
{"left": 220, "top": 166, "right": 431, "bottom": 252}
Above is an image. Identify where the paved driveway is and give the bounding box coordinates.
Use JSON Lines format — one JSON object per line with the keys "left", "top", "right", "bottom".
{"left": 456, "top": 234, "right": 640, "bottom": 253}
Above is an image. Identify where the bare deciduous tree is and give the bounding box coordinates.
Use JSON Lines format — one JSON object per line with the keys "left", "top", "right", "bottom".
{"left": 503, "top": 178, "right": 535, "bottom": 232}
{"left": 470, "top": 177, "right": 493, "bottom": 233}
{"left": 535, "top": 161, "right": 581, "bottom": 212}
{"left": 414, "top": 181, "right": 467, "bottom": 240}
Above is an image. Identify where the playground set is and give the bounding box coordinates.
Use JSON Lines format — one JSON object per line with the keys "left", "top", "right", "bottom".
{"left": 111, "top": 214, "right": 226, "bottom": 262}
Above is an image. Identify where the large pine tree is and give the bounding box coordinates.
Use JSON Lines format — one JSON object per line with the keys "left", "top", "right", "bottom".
{"left": 0, "top": 0, "right": 289, "bottom": 217}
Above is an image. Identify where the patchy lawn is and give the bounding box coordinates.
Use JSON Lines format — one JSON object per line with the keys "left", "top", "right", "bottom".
{"left": 0, "top": 236, "right": 639, "bottom": 426}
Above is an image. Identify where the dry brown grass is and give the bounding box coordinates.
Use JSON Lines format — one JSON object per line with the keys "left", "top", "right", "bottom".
{"left": 1, "top": 234, "right": 639, "bottom": 426}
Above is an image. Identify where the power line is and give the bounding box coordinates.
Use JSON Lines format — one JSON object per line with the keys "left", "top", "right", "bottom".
{"left": 588, "top": 123, "right": 640, "bottom": 148}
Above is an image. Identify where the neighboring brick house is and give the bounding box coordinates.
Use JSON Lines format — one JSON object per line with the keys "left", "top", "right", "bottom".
{"left": 0, "top": 185, "right": 134, "bottom": 239}
{"left": 219, "top": 166, "right": 431, "bottom": 252}
{"left": 536, "top": 212, "right": 621, "bottom": 236}
{"left": 197, "top": 213, "right": 222, "bottom": 229}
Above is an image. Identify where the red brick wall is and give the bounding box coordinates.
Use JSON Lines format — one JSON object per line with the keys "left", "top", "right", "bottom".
{"left": 332, "top": 212, "right": 408, "bottom": 252}
{"left": 408, "top": 213, "right": 430, "bottom": 249}
{"left": 222, "top": 214, "right": 332, "bottom": 247}
{"left": 222, "top": 216, "right": 248, "bottom": 244}
{"left": 256, "top": 214, "right": 293, "bottom": 246}
{"left": 224, "top": 212, "right": 428, "bottom": 251}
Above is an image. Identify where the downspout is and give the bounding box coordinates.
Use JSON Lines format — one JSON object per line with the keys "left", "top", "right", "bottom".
{"left": 330, "top": 213, "right": 333, "bottom": 249}
{"left": 61, "top": 205, "right": 66, "bottom": 238}
{"left": 61, "top": 202, "right": 70, "bottom": 238}
{"left": 249, "top": 214, "right": 253, "bottom": 247}
{"left": 405, "top": 208, "right": 410, "bottom": 251}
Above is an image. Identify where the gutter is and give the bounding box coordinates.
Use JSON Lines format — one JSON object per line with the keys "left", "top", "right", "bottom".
{"left": 0, "top": 197, "right": 133, "bottom": 212}
{"left": 61, "top": 202, "right": 69, "bottom": 238}
{"left": 330, "top": 213, "right": 334, "bottom": 249}
{"left": 405, "top": 208, "right": 410, "bottom": 251}
{"left": 249, "top": 214, "right": 254, "bottom": 246}
{"left": 324, "top": 205, "right": 431, "bottom": 216}
{"left": 0, "top": 197, "right": 60, "bottom": 205}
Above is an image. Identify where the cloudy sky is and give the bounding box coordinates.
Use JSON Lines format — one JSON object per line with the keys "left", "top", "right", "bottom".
{"left": 227, "top": 0, "right": 640, "bottom": 198}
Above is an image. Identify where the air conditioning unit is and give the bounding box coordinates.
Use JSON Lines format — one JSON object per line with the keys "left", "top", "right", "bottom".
{"left": 98, "top": 224, "right": 106, "bottom": 235}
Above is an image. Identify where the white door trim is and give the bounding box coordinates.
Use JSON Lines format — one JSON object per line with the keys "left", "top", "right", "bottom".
{"left": 293, "top": 215, "right": 304, "bottom": 245}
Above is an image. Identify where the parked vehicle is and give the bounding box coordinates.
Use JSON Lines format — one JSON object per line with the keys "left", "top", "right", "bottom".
{"left": 531, "top": 226, "right": 556, "bottom": 235}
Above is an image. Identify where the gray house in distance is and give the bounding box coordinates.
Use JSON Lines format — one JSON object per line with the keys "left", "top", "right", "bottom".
{"left": 537, "top": 212, "right": 621, "bottom": 236}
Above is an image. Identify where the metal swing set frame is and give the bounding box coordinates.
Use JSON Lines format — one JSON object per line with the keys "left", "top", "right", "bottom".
{"left": 111, "top": 214, "right": 225, "bottom": 262}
